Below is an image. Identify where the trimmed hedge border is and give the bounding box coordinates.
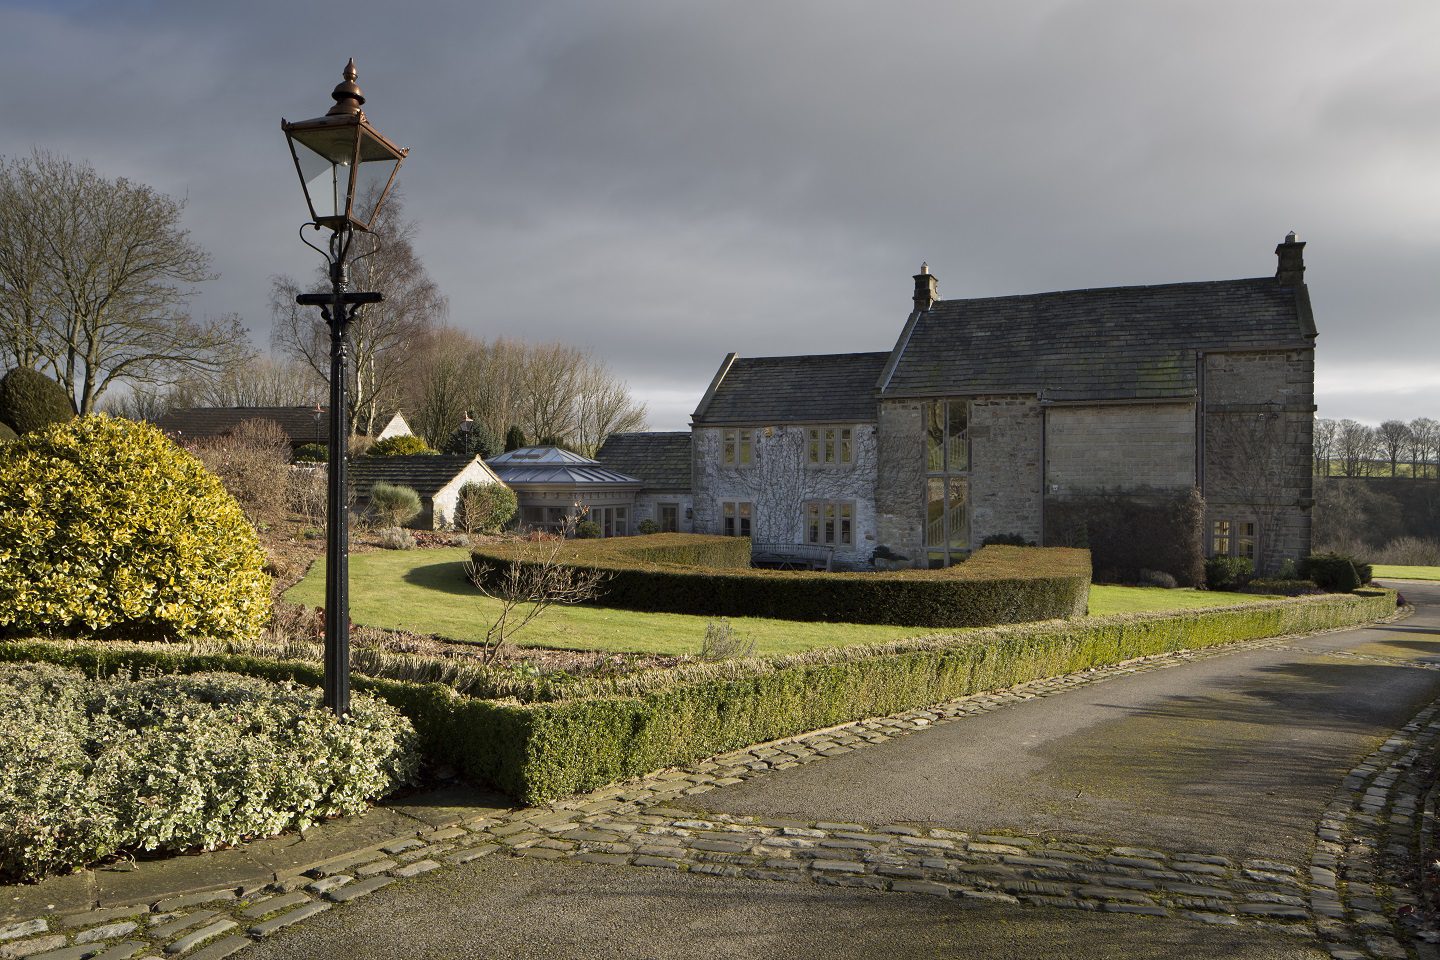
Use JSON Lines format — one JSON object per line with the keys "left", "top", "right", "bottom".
{"left": 0, "top": 589, "right": 1394, "bottom": 805}
{"left": 469, "top": 537, "right": 1092, "bottom": 627}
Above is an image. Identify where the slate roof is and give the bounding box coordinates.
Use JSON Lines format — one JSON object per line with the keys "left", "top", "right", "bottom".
{"left": 349, "top": 455, "right": 482, "bottom": 501}
{"left": 154, "top": 406, "right": 330, "bottom": 447}
{"left": 595, "top": 432, "right": 692, "bottom": 492}
{"left": 154, "top": 406, "right": 409, "bottom": 447}
{"left": 881, "top": 277, "right": 1313, "bottom": 402}
{"left": 486, "top": 447, "right": 641, "bottom": 487}
{"left": 692, "top": 352, "right": 890, "bottom": 425}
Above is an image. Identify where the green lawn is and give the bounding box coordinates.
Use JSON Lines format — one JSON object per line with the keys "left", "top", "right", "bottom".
{"left": 1373, "top": 564, "right": 1440, "bottom": 582}
{"left": 284, "top": 548, "right": 1279, "bottom": 656}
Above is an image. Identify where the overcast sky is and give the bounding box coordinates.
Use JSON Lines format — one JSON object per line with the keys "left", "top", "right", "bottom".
{"left": 2, "top": 1, "right": 1436, "bottom": 430}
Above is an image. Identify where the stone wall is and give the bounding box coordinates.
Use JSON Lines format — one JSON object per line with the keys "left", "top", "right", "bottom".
{"left": 692, "top": 423, "right": 879, "bottom": 566}
{"left": 970, "top": 397, "right": 1044, "bottom": 545}
{"left": 874, "top": 400, "right": 926, "bottom": 564}
{"left": 632, "top": 493, "right": 695, "bottom": 533}
{"left": 1044, "top": 403, "right": 1196, "bottom": 496}
{"left": 1202, "top": 349, "right": 1315, "bottom": 573}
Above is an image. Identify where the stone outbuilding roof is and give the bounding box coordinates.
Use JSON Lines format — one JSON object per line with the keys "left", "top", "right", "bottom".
{"left": 486, "top": 447, "right": 641, "bottom": 487}
{"left": 595, "top": 432, "right": 692, "bottom": 492}
{"left": 879, "top": 277, "right": 1315, "bottom": 402}
{"left": 692, "top": 352, "right": 890, "bottom": 425}
{"left": 348, "top": 454, "right": 500, "bottom": 502}
{"left": 154, "top": 406, "right": 411, "bottom": 448}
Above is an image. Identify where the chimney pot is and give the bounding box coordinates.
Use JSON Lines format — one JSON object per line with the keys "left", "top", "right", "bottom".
{"left": 913, "top": 263, "right": 938, "bottom": 311}
{"left": 1275, "top": 232, "right": 1305, "bottom": 286}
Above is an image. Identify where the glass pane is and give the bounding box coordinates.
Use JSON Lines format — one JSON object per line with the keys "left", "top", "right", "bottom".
{"left": 947, "top": 478, "right": 968, "bottom": 550}
{"left": 823, "top": 502, "right": 835, "bottom": 543}
{"left": 808, "top": 430, "right": 819, "bottom": 464}
{"left": 353, "top": 155, "right": 400, "bottom": 226}
{"left": 947, "top": 400, "right": 969, "bottom": 472}
{"left": 926, "top": 478, "right": 945, "bottom": 547}
{"left": 293, "top": 139, "right": 346, "bottom": 221}
{"left": 925, "top": 402, "right": 945, "bottom": 472}
{"left": 824, "top": 428, "right": 836, "bottom": 464}
{"left": 840, "top": 503, "right": 853, "bottom": 545}
{"left": 724, "top": 433, "right": 735, "bottom": 465}
{"left": 740, "top": 434, "right": 752, "bottom": 466}
{"left": 840, "top": 429, "right": 852, "bottom": 463}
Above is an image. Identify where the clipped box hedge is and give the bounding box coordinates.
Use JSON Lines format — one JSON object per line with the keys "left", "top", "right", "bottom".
{"left": 1, "top": 589, "right": 1393, "bottom": 806}
{"left": 469, "top": 537, "right": 1092, "bottom": 627}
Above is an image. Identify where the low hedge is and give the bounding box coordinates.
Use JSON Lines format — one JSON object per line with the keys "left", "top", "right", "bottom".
{"left": 1, "top": 589, "right": 1393, "bottom": 806}
{"left": 469, "top": 538, "right": 1092, "bottom": 627}
{"left": 0, "top": 664, "right": 420, "bottom": 882}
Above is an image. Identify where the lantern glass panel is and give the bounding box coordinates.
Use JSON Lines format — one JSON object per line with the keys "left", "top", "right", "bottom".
{"left": 352, "top": 145, "right": 400, "bottom": 225}
{"left": 290, "top": 126, "right": 358, "bottom": 222}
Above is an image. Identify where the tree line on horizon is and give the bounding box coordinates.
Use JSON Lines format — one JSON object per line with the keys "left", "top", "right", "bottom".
{"left": 1314, "top": 417, "right": 1440, "bottom": 478}
{"left": 0, "top": 150, "right": 646, "bottom": 458}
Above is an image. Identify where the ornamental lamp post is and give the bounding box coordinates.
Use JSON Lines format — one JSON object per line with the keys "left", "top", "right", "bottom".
{"left": 282, "top": 59, "right": 408, "bottom": 716}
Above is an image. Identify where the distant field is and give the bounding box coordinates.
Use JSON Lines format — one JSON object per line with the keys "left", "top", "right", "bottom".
{"left": 1373, "top": 565, "right": 1440, "bottom": 582}
{"left": 287, "top": 549, "right": 1286, "bottom": 656}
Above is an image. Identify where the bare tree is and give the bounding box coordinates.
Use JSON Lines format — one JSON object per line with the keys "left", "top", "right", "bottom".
{"left": 0, "top": 151, "right": 246, "bottom": 412}
{"left": 1336, "top": 420, "right": 1374, "bottom": 478}
{"left": 573, "top": 360, "right": 648, "bottom": 456}
{"left": 518, "top": 342, "right": 585, "bottom": 442}
{"left": 1409, "top": 418, "right": 1439, "bottom": 480}
{"left": 1313, "top": 417, "right": 1337, "bottom": 477}
{"left": 271, "top": 190, "right": 444, "bottom": 436}
{"left": 1377, "top": 420, "right": 1411, "bottom": 477}
{"left": 463, "top": 511, "right": 608, "bottom": 663}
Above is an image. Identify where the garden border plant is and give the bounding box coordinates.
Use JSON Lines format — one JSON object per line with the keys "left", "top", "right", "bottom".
{"left": 469, "top": 536, "right": 1093, "bottom": 627}
{"left": 1, "top": 588, "right": 1394, "bottom": 806}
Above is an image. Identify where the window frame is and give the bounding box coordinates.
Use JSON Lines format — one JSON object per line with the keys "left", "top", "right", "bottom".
{"left": 807, "top": 426, "right": 855, "bottom": 467}
{"left": 721, "top": 500, "right": 754, "bottom": 538}
{"left": 722, "top": 429, "right": 754, "bottom": 468}
{"left": 923, "top": 399, "right": 971, "bottom": 566}
{"left": 804, "top": 500, "right": 855, "bottom": 547}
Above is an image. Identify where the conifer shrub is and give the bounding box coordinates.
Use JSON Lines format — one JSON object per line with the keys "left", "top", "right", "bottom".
{"left": 0, "top": 367, "right": 74, "bottom": 435}
{"left": 367, "top": 435, "right": 436, "bottom": 457}
{"left": 0, "top": 416, "right": 269, "bottom": 643}
{"left": 368, "top": 482, "right": 423, "bottom": 527}
{"left": 1300, "top": 553, "right": 1371, "bottom": 592}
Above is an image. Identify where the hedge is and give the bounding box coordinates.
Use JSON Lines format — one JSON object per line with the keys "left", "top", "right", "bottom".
{"left": 1, "top": 589, "right": 1393, "bottom": 805}
{"left": 469, "top": 537, "right": 1092, "bottom": 627}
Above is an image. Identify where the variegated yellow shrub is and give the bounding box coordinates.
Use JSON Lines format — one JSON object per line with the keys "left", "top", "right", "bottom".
{"left": 0, "top": 415, "right": 269, "bottom": 643}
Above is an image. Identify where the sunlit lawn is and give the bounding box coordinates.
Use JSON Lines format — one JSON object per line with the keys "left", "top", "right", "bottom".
{"left": 1374, "top": 564, "right": 1440, "bottom": 582}
{"left": 285, "top": 548, "right": 1282, "bottom": 656}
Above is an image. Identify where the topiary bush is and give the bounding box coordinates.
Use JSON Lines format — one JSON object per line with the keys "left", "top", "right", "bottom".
{"left": 294, "top": 442, "right": 328, "bottom": 462}
{"left": 0, "top": 367, "right": 74, "bottom": 435}
{"left": 1205, "top": 555, "right": 1254, "bottom": 591}
{"left": 0, "top": 663, "right": 419, "bottom": 882}
{"left": 368, "top": 482, "right": 422, "bottom": 527}
{"left": 1300, "top": 553, "right": 1370, "bottom": 592}
{"left": 454, "top": 481, "right": 517, "bottom": 534}
{"left": 0, "top": 415, "right": 269, "bottom": 643}
{"left": 367, "top": 435, "right": 436, "bottom": 457}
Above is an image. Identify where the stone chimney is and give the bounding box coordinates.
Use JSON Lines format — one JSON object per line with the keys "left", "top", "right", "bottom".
{"left": 913, "top": 262, "right": 938, "bottom": 311}
{"left": 1275, "top": 231, "right": 1305, "bottom": 286}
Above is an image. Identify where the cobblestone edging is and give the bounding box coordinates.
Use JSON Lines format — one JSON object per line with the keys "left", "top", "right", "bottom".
{"left": 0, "top": 609, "right": 1417, "bottom": 959}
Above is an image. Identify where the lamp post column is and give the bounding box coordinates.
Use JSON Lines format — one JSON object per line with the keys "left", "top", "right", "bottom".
{"left": 324, "top": 256, "right": 351, "bottom": 716}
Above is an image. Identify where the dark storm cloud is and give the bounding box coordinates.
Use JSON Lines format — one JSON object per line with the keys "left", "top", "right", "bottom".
{"left": 1, "top": 1, "right": 1436, "bottom": 429}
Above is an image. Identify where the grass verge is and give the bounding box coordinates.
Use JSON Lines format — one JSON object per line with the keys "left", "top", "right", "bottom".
{"left": 1374, "top": 564, "right": 1440, "bottom": 582}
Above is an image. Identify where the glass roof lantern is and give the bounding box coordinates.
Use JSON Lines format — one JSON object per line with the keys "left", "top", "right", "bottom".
{"left": 282, "top": 59, "right": 408, "bottom": 232}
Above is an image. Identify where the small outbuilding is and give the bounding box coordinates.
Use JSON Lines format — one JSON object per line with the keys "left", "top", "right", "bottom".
{"left": 594, "top": 431, "right": 694, "bottom": 533}
{"left": 349, "top": 454, "right": 507, "bottom": 530}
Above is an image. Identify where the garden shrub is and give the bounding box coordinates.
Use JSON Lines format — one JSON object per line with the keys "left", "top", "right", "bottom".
{"left": 469, "top": 538, "right": 1091, "bottom": 628}
{"left": 0, "top": 367, "right": 74, "bottom": 436}
{"left": 1301, "top": 553, "right": 1371, "bottom": 592}
{"left": 637, "top": 519, "right": 660, "bottom": 535}
{"left": 0, "top": 663, "right": 419, "bottom": 882}
{"left": 982, "top": 533, "right": 1036, "bottom": 547}
{"left": 368, "top": 482, "right": 422, "bottom": 528}
{"left": 367, "top": 435, "right": 436, "bottom": 457}
{"left": 0, "top": 415, "right": 269, "bottom": 644}
{"left": 1045, "top": 487, "right": 1206, "bottom": 587}
{"left": 1241, "top": 579, "right": 1322, "bottom": 597}
{"left": 376, "top": 526, "right": 417, "bottom": 550}
{"left": 1138, "top": 569, "right": 1178, "bottom": 589}
{"left": 189, "top": 418, "right": 293, "bottom": 530}
{"left": 0, "top": 590, "right": 1394, "bottom": 804}
{"left": 294, "top": 442, "right": 328, "bottom": 463}
{"left": 455, "top": 482, "right": 517, "bottom": 535}
{"left": 1205, "top": 555, "right": 1254, "bottom": 591}
{"left": 574, "top": 520, "right": 602, "bottom": 539}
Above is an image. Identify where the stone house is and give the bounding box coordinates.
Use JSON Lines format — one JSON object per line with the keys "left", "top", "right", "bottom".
{"left": 349, "top": 454, "right": 506, "bottom": 530}
{"left": 688, "top": 236, "right": 1316, "bottom": 574}
{"left": 595, "top": 432, "right": 696, "bottom": 533}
